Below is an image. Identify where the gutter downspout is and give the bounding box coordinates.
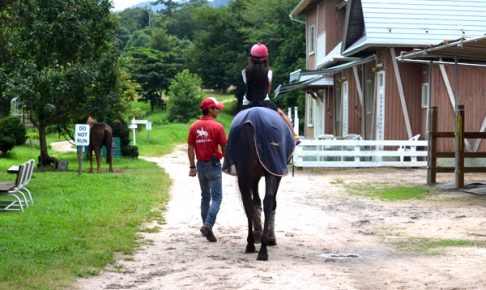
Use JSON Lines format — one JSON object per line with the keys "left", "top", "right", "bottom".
{"left": 289, "top": 14, "right": 306, "bottom": 24}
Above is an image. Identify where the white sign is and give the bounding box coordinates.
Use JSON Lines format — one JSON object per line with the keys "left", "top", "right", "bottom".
{"left": 146, "top": 122, "right": 152, "bottom": 131}
{"left": 75, "top": 124, "right": 90, "bottom": 146}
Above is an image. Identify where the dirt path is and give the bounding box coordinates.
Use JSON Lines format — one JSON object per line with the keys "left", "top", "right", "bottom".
{"left": 77, "top": 145, "right": 486, "bottom": 290}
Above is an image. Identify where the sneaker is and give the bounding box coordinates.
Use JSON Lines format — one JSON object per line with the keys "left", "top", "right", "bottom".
{"left": 200, "top": 225, "right": 217, "bottom": 242}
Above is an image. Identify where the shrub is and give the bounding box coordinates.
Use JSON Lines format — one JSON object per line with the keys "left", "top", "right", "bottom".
{"left": 0, "top": 116, "right": 27, "bottom": 154}
{"left": 166, "top": 69, "right": 203, "bottom": 123}
{"left": 111, "top": 119, "right": 138, "bottom": 158}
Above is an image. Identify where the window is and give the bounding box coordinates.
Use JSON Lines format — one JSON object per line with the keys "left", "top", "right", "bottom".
{"left": 308, "top": 25, "right": 315, "bottom": 55}
{"left": 421, "top": 83, "right": 430, "bottom": 108}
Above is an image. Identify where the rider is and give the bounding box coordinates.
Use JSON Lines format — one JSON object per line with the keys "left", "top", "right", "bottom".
{"left": 241, "top": 42, "right": 300, "bottom": 145}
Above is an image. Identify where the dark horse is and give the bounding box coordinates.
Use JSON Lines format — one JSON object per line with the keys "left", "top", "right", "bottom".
{"left": 87, "top": 117, "right": 114, "bottom": 173}
{"left": 223, "top": 107, "right": 295, "bottom": 260}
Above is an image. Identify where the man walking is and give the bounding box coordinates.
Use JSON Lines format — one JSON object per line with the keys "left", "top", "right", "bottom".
{"left": 188, "top": 97, "right": 227, "bottom": 242}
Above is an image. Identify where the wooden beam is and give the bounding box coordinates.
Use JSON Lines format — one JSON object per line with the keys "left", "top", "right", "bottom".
{"left": 390, "top": 48, "right": 412, "bottom": 139}
{"left": 439, "top": 63, "right": 472, "bottom": 151}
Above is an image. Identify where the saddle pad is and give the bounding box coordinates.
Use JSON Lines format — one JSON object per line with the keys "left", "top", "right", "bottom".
{"left": 223, "top": 107, "right": 295, "bottom": 176}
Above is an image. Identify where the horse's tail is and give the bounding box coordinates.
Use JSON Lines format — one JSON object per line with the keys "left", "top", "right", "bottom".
{"left": 104, "top": 125, "right": 113, "bottom": 164}
{"left": 236, "top": 123, "right": 258, "bottom": 227}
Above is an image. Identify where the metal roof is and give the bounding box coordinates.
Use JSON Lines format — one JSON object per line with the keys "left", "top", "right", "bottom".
{"left": 318, "top": 42, "right": 361, "bottom": 68}
{"left": 397, "top": 36, "right": 486, "bottom": 65}
{"left": 343, "top": 0, "right": 486, "bottom": 56}
{"left": 275, "top": 55, "right": 376, "bottom": 96}
{"left": 274, "top": 70, "right": 333, "bottom": 97}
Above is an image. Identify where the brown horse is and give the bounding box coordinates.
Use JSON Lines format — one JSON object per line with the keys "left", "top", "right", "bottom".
{"left": 87, "top": 117, "right": 113, "bottom": 173}
{"left": 223, "top": 107, "right": 294, "bottom": 260}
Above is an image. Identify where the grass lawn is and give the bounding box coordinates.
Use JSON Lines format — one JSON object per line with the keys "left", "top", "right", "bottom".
{"left": 133, "top": 94, "right": 235, "bottom": 156}
{"left": 0, "top": 146, "right": 170, "bottom": 289}
{"left": 0, "top": 95, "right": 236, "bottom": 289}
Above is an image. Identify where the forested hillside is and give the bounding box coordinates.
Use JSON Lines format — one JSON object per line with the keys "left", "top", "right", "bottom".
{"left": 114, "top": 0, "right": 305, "bottom": 110}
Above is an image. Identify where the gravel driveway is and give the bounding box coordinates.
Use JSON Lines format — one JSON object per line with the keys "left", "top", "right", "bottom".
{"left": 77, "top": 145, "right": 486, "bottom": 290}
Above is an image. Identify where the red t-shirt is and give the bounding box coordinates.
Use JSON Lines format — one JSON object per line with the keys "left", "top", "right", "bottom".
{"left": 187, "top": 116, "right": 227, "bottom": 161}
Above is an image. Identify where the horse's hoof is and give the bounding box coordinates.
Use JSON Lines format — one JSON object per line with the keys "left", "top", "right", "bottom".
{"left": 257, "top": 253, "right": 268, "bottom": 261}
{"left": 268, "top": 240, "right": 277, "bottom": 246}
{"left": 245, "top": 244, "right": 256, "bottom": 253}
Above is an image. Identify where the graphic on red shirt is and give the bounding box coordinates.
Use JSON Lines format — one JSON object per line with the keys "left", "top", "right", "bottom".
{"left": 196, "top": 128, "right": 209, "bottom": 139}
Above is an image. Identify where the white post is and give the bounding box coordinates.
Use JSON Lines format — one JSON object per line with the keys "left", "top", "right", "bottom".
{"left": 129, "top": 124, "right": 137, "bottom": 145}
{"left": 293, "top": 106, "right": 299, "bottom": 136}
{"left": 287, "top": 107, "right": 292, "bottom": 122}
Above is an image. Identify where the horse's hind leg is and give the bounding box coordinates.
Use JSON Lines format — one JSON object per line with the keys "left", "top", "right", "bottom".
{"left": 106, "top": 143, "right": 113, "bottom": 172}
{"left": 257, "top": 175, "right": 281, "bottom": 261}
{"left": 252, "top": 177, "right": 262, "bottom": 243}
{"left": 238, "top": 175, "right": 256, "bottom": 253}
{"left": 245, "top": 217, "right": 256, "bottom": 253}
{"left": 95, "top": 148, "right": 102, "bottom": 172}
{"left": 88, "top": 148, "right": 94, "bottom": 173}
{"left": 268, "top": 187, "right": 279, "bottom": 246}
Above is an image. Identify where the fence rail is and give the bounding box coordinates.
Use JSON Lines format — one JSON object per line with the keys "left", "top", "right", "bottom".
{"left": 293, "top": 139, "right": 428, "bottom": 168}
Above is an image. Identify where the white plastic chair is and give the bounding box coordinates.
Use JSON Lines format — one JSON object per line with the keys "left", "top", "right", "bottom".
{"left": 398, "top": 134, "right": 420, "bottom": 162}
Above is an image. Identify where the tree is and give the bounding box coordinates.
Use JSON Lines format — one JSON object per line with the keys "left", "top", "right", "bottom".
{"left": 115, "top": 8, "right": 151, "bottom": 33}
{"left": 0, "top": 2, "right": 13, "bottom": 117}
{"left": 189, "top": 6, "right": 246, "bottom": 91}
{"left": 2, "top": 0, "right": 122, "bottom": 165}
{"left": 154, "top": 0, "right": 180, "bottom": 17}
{"left": 166, "top": 69, "right": 203, "bottom": 123}
{"left": 124, "top": 47, "right": 184, "bottom": 111}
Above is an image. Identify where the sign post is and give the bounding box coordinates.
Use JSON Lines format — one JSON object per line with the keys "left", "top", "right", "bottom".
{"left": 129, "top": 124, "right": 137, "bottom": 145}
{"left": 146, "top": 122, "right": 152, "bottom": 140}
{"left": 75, "top": 124, "right": 90, "bottom": 175}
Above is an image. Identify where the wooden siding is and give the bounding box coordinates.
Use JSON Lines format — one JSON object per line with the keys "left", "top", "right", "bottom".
{"left": 323, "top": 0, "right": 346, "bottom": 54}
{"left": 344, "top": 69, "right": 362, "bottom": 135}
{"left": 306, "top": 9, "right": 317, "bottom": 69}
{"left": 431, "top": 64, "right": 486, "bottom": 152}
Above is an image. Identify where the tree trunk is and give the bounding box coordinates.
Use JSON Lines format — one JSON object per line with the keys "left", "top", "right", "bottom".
{"left": 37, "top": 121, "right": 52, "bottom": 166}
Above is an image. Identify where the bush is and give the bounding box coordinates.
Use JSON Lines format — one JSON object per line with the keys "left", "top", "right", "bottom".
{"left": 166, "top": 69, "right": 204, "bottom": 123}
{"left": 122, "top": 145, "right": 139, "bottom": 158}
{"left": 0, "top": 116, "right": 27, "bottom": 154}
{"left": 111, "top": 119, "right": 138, "bottom": 158}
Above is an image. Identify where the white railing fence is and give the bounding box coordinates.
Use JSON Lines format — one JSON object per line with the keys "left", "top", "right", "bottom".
{"left": 293, "top": 139, "right": 428, "bottom": 168}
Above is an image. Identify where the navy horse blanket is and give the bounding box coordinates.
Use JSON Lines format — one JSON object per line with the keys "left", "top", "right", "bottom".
{"left": 223, "top": 107, "right": 295, "bottom": 176}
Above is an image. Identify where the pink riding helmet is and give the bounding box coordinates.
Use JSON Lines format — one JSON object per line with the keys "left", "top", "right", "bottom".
{"left": 250, "top": 43, "right": 268, "bottom": 61}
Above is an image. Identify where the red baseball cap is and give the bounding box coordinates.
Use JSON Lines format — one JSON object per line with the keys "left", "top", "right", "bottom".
{"left": 200, "top": 97, "right": 224, "bottom": 110}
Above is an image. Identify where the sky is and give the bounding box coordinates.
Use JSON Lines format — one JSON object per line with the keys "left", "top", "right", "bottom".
{"left": 112, "top": 0, "right": 155, "bottom": 11}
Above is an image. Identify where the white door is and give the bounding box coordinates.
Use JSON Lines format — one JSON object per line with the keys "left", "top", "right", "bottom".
{"left": 342, "top": 81, "right": 349, "bottom": 136}
{"left": 375, "top": 71, "right": 386, "bottom": 141}
{"left": 313, "top": 96, "right": 325, "bottom": 138}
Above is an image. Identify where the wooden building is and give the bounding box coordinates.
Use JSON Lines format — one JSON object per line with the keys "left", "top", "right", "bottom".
{"left": 284, "top": 0, "right": 486, "bottom": 152}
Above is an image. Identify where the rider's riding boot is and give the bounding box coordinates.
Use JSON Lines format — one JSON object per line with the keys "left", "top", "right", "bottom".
{"left": 268, "top": 210, "right": 277, "bottom": 246}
